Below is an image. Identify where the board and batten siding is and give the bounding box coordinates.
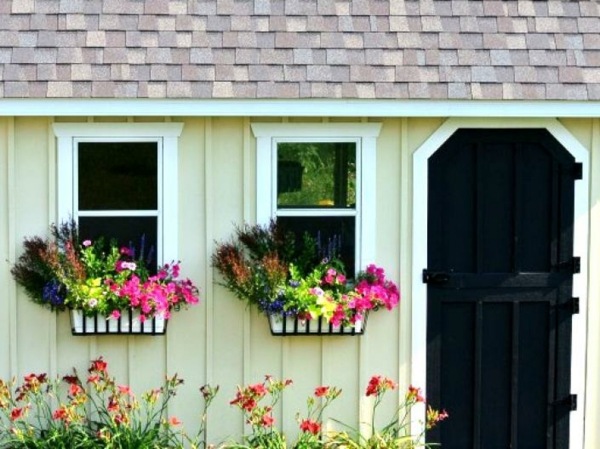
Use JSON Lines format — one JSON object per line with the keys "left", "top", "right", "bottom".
{"left": 0, "top": 116, "right": 599, "bottom": 447}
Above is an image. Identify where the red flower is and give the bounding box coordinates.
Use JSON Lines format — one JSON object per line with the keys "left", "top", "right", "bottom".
{"left": 406, "top": 385, "right": 425, "bottom": 403}
{"left": 261, "top": 413, "right": 275, "bottom": 427}
{"left": 249, "top": 383, "right": 267, "bottom": 397}
{"left": 426, "top": 405, "right": 449, "bottom": 429}
{"left": 107, "top": 397, "right": 119, "bottom": 413}
{"left": 53, "top": 407, "right": 68, "bottom": 421}
{"left": 169, "top": 416, "right": 182, "bottom": 426}
{"left": 87, "top": 374, "right": 100, "bottom": 385}
{"left": 118, "top": 385, "right": 132, "bottom": 396}
{"left": 230, "top": 391, "right": 257, "bottom": 412}
{"left": 314, "top": 386, "right": 330, "bottom": 397}
{"left": 62, "top": 375, "right": 79, "bottom": 385}
{"left": 69, "top": 383, "right": 84, "bottom": 397}
{"left": 300, "top": 419, "right": 321, "bottom": 435}
{"left": 114, "top": 413, "right": 129, "bottom": 425}
{"left": 89, "top": 357, "right": 108, "bottom": 374}
{"left": 10, "top": 407, "right": 25, "bottom": 421}
{"left": 365, "top": 375, "right": 396, "bottom": 397}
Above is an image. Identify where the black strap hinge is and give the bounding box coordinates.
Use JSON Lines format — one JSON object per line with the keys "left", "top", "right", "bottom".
{"left": 422, "top": 269, "right": 450, "bottom": 285}
{"left": 557, "top": 257, "right": 580, "bottom": 273}
{"left": 571, "top": 297, "right": 580, "bottom": 314}
{"left": 553, "top": 394, "right": 577, "bottom": 411}
{"left": 574, "top": 162, "right": 583, "bottom": 180}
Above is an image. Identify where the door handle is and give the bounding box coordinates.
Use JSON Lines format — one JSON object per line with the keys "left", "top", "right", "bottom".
{"left": 422, "top": 269, "right": 450, "bottom": 285}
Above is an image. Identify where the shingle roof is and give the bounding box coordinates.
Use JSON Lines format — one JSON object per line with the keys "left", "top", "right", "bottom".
{"left": 1, "top": 0, "right": 599, "bottom": 100}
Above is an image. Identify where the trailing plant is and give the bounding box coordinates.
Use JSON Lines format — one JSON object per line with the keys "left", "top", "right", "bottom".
{"left": 212, "top": 221, "right": 399, "bottom": 328}
{"left": 11, "top": 220, "right": 200, "bottom": 320}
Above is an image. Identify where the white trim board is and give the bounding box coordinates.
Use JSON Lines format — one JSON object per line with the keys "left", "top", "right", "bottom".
{"left": 411, "top": 117, "right": 589, "bottom": 448}
{"left": 2, "top": 99, "right": 600, "bottom": 118}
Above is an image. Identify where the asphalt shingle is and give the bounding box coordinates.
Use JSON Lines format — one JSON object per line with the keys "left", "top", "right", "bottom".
{"left": 0, "top": 0, "right": 599, "bottom": 99}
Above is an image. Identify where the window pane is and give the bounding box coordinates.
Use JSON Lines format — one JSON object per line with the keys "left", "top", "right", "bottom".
{"left": 277, "top": 216, "right": 355, "bottom": 276}
{"left": 78, "top": 216, "right": 158, "bottom": 271}
{"left": 78, "top": 142, "right": 158, "bottom": 210}
{"left": 277, "top": 142, "right": 356, "bottom": 208}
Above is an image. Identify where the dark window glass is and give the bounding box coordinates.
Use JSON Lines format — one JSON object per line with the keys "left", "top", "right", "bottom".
{"left": 277, "top": 142, "right": 356, "bottom": 208}
{"left": 78, "top": 216, "right": 158, "bottom": 271}
{"left": 277, "top": 216, "right": 355, "bottom": 276}
{"left": 78, "top": 142, "right": 158, "bottom": 210}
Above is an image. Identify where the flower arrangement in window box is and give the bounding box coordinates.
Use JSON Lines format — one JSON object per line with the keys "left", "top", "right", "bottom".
{"left": 10, "top": 220, "right": 200, "bottom": 335}
{"left": 212, "top": 221, "right": 399, "bottom": 336}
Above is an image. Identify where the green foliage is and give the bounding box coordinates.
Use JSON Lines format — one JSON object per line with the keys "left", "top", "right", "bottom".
{"left": 277, "top": 143, "right": 356, "bottom": 208}
{"left": 0, "top": 358, "right": 214, "bottom": 449}
{"left": 11, "top": 220, "right": 200, "bottom": 319}
{"left": 0, "top": 363, "right": 448, "bottom": 449}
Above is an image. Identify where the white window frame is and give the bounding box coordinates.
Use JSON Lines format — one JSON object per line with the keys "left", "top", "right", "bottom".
{"left": 52, "top": 123, "right": 184, "bottom": 264}
{"left": 251, "top": 123, "right": 382, "bottom": 272}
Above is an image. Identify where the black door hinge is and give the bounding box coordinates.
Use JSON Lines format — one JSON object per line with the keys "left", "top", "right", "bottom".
{"left": 571, "top": 297, "right": 580, "bottom": 314}
{"left": 553, "top": 394, "right": 577, "bottom": 411}
{"left": 574, "top": 162, "right": 583, "bottom": 180}
{"left": 422, "top": 269, "right": 450, "bottom": 285}
{"left": 557, "top": 257, "right": 580, "bottom": 273}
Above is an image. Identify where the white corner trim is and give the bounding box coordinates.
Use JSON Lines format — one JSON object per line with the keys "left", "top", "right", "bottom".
{"left": 411, "top": 117, "right": 589, "bottom": 449}
{"left": 52, "top": 122, "right": 184, "bottom": 138}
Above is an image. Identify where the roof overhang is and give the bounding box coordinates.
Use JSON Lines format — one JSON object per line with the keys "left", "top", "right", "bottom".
{"left": 0, "top": 98, "right": 599, "bottom": 118}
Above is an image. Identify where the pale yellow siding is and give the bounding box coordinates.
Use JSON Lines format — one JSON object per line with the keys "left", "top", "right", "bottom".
{"left": 1, "top": 116, "right": 599, "bottom": 447}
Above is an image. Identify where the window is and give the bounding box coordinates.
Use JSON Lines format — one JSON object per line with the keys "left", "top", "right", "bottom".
{"left": 252, "top": 123, "right": 382, "bottom": 274}
{"left": 53, "top": 123, "right": 184, "bottom": 266}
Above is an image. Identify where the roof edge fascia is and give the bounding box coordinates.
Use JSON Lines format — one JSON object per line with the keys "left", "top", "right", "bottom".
{"left": 0, "top": 98, "right": 598, "bottom": 118}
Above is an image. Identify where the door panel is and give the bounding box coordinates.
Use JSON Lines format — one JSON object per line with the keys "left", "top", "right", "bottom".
{"left": 426, "top": 129, "right": 576, "bottom": 449}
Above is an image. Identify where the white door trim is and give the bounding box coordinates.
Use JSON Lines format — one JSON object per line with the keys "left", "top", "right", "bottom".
{"left": 411, "top": 117, "right": 589, "bottom": 448}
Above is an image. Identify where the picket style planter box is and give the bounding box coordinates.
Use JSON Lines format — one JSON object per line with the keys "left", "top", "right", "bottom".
{"left": 268, "top": 313, "right": 366, "bottom": 336}
{"left": 70, "top": 309, "right": 167, "bottom": 336}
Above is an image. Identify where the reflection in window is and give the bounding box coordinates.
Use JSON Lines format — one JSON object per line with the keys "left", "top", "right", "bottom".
{"left": 277, "top": 216, "right": 356, "bottom": 276}
{"left": 276, "top": 141, "right": 357, "bottom": 275}
{"left": 78, "top": 142, "right": 157, "bottom": 211}
{"left": 277, "top": 142, "right": 356, "bottom": 208}
{"left": 77, "top": 141, "right": 159, "bottom": 271}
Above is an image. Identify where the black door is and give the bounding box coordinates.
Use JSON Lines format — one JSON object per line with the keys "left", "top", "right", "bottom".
{"left": 426, "top": 129, "right": 579, "bottom": 449}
